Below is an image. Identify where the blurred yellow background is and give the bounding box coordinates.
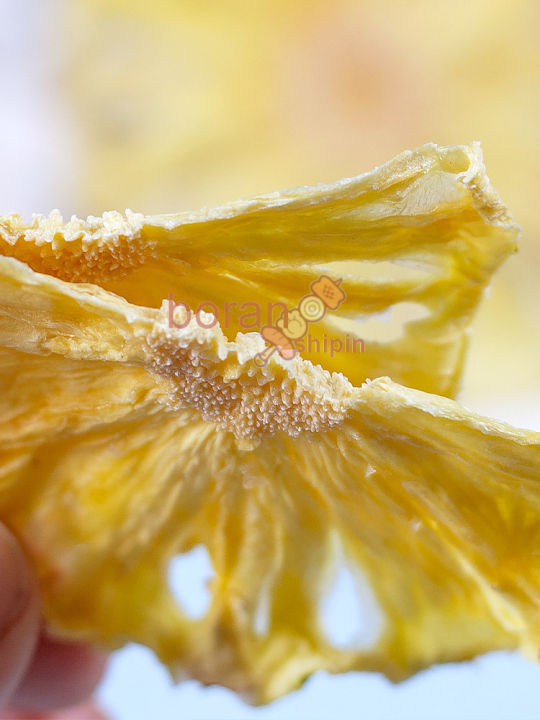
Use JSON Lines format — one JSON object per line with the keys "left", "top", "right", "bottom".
{"left": 59, "top": 0, "right": 540, "bottom": 415}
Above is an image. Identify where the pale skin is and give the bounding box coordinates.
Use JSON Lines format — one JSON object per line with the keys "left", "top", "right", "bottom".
{"left": 0, "top": 523, "right": 108, "bottom": 719}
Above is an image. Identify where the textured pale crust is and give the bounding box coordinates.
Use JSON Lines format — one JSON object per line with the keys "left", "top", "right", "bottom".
{"left": 0, "top": 144, "right": 536, "bottom": 705}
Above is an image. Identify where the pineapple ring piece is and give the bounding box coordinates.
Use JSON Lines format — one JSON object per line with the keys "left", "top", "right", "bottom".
{"left": 0, "top": 142, "right": 518, "bottom": 396}
{"left": 0, "top": 144, "right": 537, "bottom": 705}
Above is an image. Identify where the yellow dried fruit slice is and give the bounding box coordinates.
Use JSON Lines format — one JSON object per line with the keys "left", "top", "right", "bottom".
{"left": 0, "top": 144, "right": 536, "bottom": 705}
{"left": 0, "top": 143, "right": 518, "bottom": 397}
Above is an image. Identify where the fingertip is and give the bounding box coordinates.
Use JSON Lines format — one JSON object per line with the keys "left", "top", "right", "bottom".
{"left": 11, "top": 635, "right": 108, "bottom": 713}
{"left": 0, "top": 522, "right": 41, "bottom": 709}
{"left": 0, "top": 699, "right": 109, "bottom": 719}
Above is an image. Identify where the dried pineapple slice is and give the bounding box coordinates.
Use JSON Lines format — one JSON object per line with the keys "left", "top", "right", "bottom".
{"left": 0, "top": 143, "right": 518, "bottom": 397}
{"left": 0, "top": 145, "right": 536, "bottom": 705}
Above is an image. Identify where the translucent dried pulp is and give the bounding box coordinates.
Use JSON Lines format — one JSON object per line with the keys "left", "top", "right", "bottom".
{"left": 0, "top": 144, "right": 538, "bottom": 704}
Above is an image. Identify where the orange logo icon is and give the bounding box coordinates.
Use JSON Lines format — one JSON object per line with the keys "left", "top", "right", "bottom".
{"left": 254, "top": 276, "right": 346, "bottom": 366}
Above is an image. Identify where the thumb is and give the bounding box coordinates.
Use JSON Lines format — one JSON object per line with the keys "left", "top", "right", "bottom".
{"left": 0, "top": 522, "right": 40, "bottom": 709}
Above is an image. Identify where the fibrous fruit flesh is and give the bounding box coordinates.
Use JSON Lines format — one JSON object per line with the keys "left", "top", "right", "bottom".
{"left": 0, "top": 143, "right": 538, "bottom": 704}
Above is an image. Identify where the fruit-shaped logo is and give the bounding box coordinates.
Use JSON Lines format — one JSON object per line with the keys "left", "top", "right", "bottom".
{"left": 298, "top": 295, "right": 326, "bottom": 323}
{"left": 276, "top": 308, "right": 308, "bottom": 339}
{"left": 254, "top": 275, "right": 346, "bottom": 366}
{"left": 309, "top": 276, "right": 346, "bottom": 310}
